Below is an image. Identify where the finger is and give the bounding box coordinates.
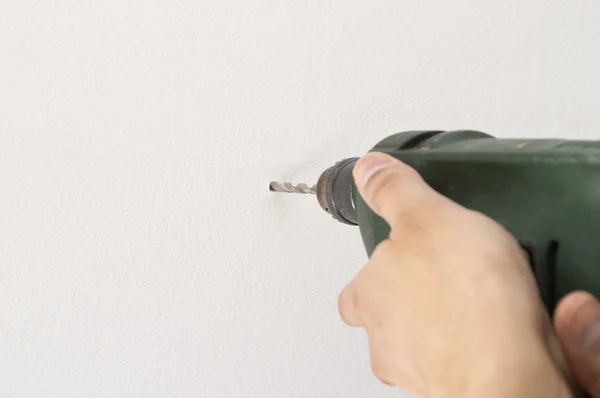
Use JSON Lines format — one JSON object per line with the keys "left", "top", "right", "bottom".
{"left": 338, "top": 281, "right": 362, "bottom": 327}
{"left": 352, "top": 152, "right": 442, "bottom": 231}
{"left": 554, "top": 291, "right": 600, "bottom": 397}
{"left": 366, "top": 328, "right": 425, "bottom": 396}
{"left": 367, "top": 332, "right": 395, "bottom": 386}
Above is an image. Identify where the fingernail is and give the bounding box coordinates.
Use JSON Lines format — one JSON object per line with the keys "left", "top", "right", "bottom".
{"left": 353, "top": 153, "right": 395, "bottom": 188}
{"left": 576, "top": 300, "right": 600, "bottom": 350}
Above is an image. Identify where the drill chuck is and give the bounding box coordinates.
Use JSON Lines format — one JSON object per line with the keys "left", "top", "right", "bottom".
{"left": 269, "top": 158, "right": 359, "bottom": 225}
{"left": 315, "top": 158, "right": 358, "bottom": 225}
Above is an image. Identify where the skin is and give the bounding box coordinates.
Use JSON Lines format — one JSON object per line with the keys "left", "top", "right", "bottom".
{"left": 338, "top": 152, "right": 600, "bottom": 398}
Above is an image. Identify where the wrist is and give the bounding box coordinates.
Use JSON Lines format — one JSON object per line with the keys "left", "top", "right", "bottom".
{"left": 427, "top": 330, "right": 575, "bottom": 398}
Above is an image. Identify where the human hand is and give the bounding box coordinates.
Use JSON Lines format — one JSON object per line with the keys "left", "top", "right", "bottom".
{"left": 338, "top": 152, "right": 574, "bottom": 398}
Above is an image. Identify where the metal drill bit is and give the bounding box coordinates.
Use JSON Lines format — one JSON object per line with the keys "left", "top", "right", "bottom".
{"left": 269, "top": 182, "right": 316, "bottom": 194}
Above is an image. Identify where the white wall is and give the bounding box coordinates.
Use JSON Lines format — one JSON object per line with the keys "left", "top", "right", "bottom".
{"left": 1, "top": 1, "right": 600, "bottom": 397}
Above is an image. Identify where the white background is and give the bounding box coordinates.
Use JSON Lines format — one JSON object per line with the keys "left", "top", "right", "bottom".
{"left": 1, "top": 1, "right": 600, "bottom": 397}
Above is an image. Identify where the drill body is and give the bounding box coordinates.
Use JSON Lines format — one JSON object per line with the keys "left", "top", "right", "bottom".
{"left": 355, "top": 130, "right": 600, "bottom": 312}
{"left": 270, "top": 129, "right": 600, "bottom": 313}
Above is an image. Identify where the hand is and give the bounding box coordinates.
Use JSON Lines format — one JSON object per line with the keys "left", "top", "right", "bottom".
{"left": 556, "top": 292, "right": 600, "bottom": 397}
{"left": 338, "top": 152, "right": 574, "bottom": 398}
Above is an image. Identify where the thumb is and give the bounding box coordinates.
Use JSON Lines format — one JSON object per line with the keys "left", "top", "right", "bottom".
{"left": 352, "top": 152, "right": 445, "bottom": 233}
{"left": 555, "top": 291, "right": 600, "bottom": 397}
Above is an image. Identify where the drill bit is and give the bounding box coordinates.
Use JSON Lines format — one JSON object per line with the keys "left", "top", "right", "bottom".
{"left": 269, "top": 182, "right": 316, "bottom": 194}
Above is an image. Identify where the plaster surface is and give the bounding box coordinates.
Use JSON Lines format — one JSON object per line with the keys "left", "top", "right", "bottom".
{"left": 1, "top": 1, "right": 600, "bottom": 396}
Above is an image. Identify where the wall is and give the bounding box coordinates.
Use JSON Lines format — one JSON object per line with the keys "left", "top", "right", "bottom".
{"left": 1, "top": 1, "right": 600, "bottom": 397}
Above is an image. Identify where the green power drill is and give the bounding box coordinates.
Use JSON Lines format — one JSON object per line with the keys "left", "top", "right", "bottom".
{"left": 270, "top": 130, "right": 600, "bottom": 313}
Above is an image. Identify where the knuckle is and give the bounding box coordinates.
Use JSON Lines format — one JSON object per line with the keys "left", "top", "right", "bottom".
{"left": 337, "top": 288, "right": 354, "bottom": 321}
{"left": 338, "top": 280, "right": 366, "bottom": 327}
{"left": 344, "top": 275, "right": 372, "bottom": 325}
{"left": 337, "top": 292, "right": 348, "bottom": 315}
{"left": 348, "top": 281, "right": 365, "bottom": 313}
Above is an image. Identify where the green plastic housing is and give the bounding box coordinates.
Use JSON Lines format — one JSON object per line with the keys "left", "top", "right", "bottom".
{"left": 354, "top": 130, "right": 600, "bottom": 312}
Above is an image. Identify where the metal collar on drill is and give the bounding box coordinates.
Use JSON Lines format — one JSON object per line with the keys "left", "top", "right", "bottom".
{"left": 315, "top": 157, "right": 359, "bottom": 225}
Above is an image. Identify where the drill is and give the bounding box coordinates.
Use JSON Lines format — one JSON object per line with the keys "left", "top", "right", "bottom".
{"left": 270, "top": 130, "right": 600, "bottom": 313}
